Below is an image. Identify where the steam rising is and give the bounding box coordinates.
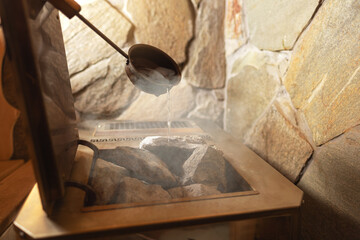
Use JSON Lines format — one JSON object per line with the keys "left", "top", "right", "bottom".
{"left": 130, "top": 66, "right": 180, "bottom": 96}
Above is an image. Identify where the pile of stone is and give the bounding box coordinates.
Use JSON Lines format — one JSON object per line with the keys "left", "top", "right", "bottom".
{"left": 90, "top": 136, "right": 249, "bottom": 205}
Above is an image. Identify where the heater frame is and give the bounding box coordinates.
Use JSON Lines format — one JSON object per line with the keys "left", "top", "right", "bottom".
{"left": 14, "top": 120, "right": 303, "bottom": 239}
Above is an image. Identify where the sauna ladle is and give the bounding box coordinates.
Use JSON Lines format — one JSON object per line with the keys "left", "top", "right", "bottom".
{"left": 48, "top": 0, "right": 181, "bottom": 96}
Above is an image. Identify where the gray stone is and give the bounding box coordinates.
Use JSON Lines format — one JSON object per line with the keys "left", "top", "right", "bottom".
{"left": 115, "top": 177, "right": 171, "bottom": 204}
{"left": 140, "top": 136, "right": 205, "bottom": 176}
{"left": 91, "top": 158, "right": 129, "bottom": 205}
{"left": 245, "top": 104, "right": 313, "bottom": 182}
{"left": 225, "top": 49, "right": 284, "bottom": 140}
{"left": 187, "top": 90, "right": 224, "bottom": 127}
{"left": 182, "top": 145, "right": 227, "bottom": 191}
{"left": 298, "top": 126, "right": 360, "bottom": 240}
{"left": 126, "top": 0, "right": 193, "bottom": 64}
{"left": 73, "top": 53, "right": 140, "bottom": 117}
{"left": 244, "top": 0, "right": 318, "bottom": 50}
{"left": 184, "top": 0, "right": 226, "bottom": 88}
{"left": 62, "top": 0, "right": 132, "bottom": 75}
{"left": 284, "top": 0, "right": 360, "bottom": 146}
{"left": 99, "top": 147, "right": 178, "bottom": 188}
{"left": 118, "top": 80, "right": 195, "bottom": 121}
{"left": 168, "top": 184, "right": 221, "bottom": 199}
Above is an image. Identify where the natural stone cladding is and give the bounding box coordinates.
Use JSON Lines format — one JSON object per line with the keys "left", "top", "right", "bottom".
{"left": 224, "top": 0, "right": 360, "bottom": 239}
{"left": 244, "top": 103, "right": 313, "bottom": 182}
{"left": 184, "top": 0, "right": 226, "bottom": 89}
{"left": 126, "top": 0, "right": 194, "bottom": 64}
{"left": 243, "top": 0, "right": 318, "bottom": 50}
{"left": 298, "top": 126, "right": 360, "bottom": 240}
{"left": 225, "top": 48, "right": 288, "bottom": 140}
{"left": 284, "top": 0, "right": 360, "bottom": 146}
{"left": 62, "top": 0, "right": 224, "bottom": 122}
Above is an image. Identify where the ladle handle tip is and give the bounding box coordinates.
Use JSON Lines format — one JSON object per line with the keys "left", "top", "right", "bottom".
{"left": 48, "top": 0, "right": 81, "bottom": 19}
{"left": 49, "top": 0, "right": 129, "bottom": 59}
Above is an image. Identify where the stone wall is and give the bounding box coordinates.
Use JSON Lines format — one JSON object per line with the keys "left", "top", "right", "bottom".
{"left": 225, "top": 0, "right": 360, "bottom": 239}
{"left": 60, "top": 0, "right": 225, "bottom": 125}
{"left": 60, "top": 0, "right": 360, "bottom": 239}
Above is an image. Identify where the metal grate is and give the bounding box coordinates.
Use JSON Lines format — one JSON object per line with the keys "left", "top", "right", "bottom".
{"left": 103, "top": 121, "right": 193, "bottom": 130}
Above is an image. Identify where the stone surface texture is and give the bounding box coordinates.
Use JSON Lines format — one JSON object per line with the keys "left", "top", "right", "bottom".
{"left": 187, "top": 90, "right": 225, "bottom": 127}
{"left": 225, "top": 0, "right": 246, "bottom": 55}
{"left": 60, "top": 1, "right": 139, "bottom": 117}
{"left": 73, "top": 54, "right": 139, "bottom": 116}
{"left": 298, "top": 126, "right": 360, "bottom": 240}
{"left": 284, "top": 0, "right": 360, "bottom": 146}
{"left": 61, "top": 0, "right": 132, "bottom": 75}
{"left": 115, "top": 177, "right": 171, "bottom": 204}
{"left": 185, "top": 0, "right": 226, "bottom": 88}
{"left": 99, "top": 147, "right": 177, "bottom": 188}
{"left": 118, "top": 80, "right": 195, "bottom": 121}
{"left": 244, "top": 0, "right": 318, "bottom": 50}
{"left": 106, "top": 0, "right": 125, "bottom": 12}
{"left": 245, "top": 103, "right": 313, "bottom": 182}
{"left": 168, "top": 184, "right": 221, "bottom": 199}
{"left": 126, "top": 0, "right": 193, "bottom": 64}
{"left": 140, "top": 136, "right": 204, "bottom": 177}
{"left": 91, "top": 158, "right": 129, "bottom": 205}
{"left": 191, "top": 0, "right": 202, "bottom": 9}
{"left": 182, "top": 145, "right": 227, "bottom": 191}
{"left": 225, "top": 48, "right": 289, "bottom": 140}
{"left": 70, "top": 57, "right": 110, "bottom": 94}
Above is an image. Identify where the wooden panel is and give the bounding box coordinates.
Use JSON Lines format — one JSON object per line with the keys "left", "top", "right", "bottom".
{"left": 0, "top": 0, "right": 78, "bottom": 214}
{"left": 230, "top": 220, "right": 256, "bottom": 240}
{"left": 0, "top": 28, "right": 20, "bottom": 161}
{"left": 0, "top": 161, "right": 35, "bottom": 234}
{"left": 0, "top": 160, "right": 23, "bottom": 182}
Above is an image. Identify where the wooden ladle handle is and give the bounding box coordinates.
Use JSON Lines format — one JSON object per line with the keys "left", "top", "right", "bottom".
{"left": 48, "top": 0, "right": 81, "bottom": 19}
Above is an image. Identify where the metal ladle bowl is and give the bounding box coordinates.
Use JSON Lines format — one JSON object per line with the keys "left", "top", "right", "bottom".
{"left": 125, "top": 44, "right": 181, "bottom": 96}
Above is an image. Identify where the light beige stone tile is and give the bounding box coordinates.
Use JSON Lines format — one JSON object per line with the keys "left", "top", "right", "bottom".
{"left": 127, "top": 0, "right": 193, "bottom": 64}
{"left": 245, "top": 104, "right": 313, "bottom": 182}
{"left": 225, "top": 49, "right": 284, "bottom": 140}
{"left": 74, "top": 53, "right": 139, "bottom": 116}
{"left": 184, "top": 0, "right": 226, "bottom": 88}
{"left": 284, "top": 0, "right": 360, "bottom": 145}
{"left": 225, "top": 0, "right": 246, "bottom": 55}
{"left": 244, "top": 0, "right": 318, "bottom": 50}
{"left": 62, "top": 0, "right": 132, "bottom": 75}
{"left": 118, "top": 80, "right": 195, "bottom": 121}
